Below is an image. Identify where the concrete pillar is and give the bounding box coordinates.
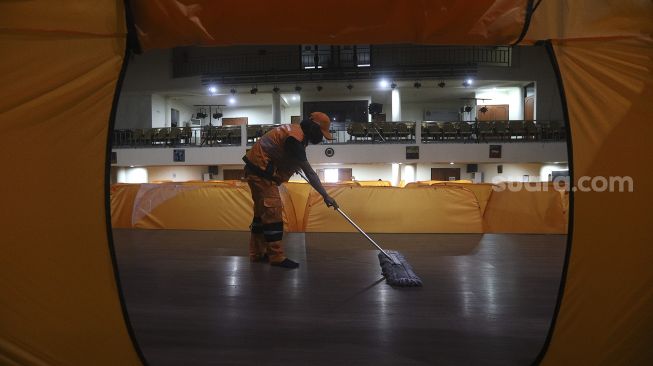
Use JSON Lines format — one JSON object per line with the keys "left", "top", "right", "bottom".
{"left": 272, "top": 92, "right": 281, "bottom": 124}
{"left": 391, "top": 88, "right": 401, "bottom": 121}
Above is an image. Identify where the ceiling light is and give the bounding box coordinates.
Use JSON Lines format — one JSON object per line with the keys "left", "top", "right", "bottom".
{"left": 250, "top": 87, "right": 258, "bottom": 94}
{"left": 462, "top": 79, "right": 473, "bottom": 87}
{"left": 273, "top": 86, "right": 280, "bottom": 93}
{"left": 379, "top": 79, "right": 389, "bottom": 88}
{"left": 413, "top": 81, "right": 421, "bottom": 88}
{"left": 390, "top": 82, "right": 397, "bottom": 89}
{"left": 295, "top": 86, "right": 302, "bottom": 92}
{"left": 229, "top": 97, "right": 236, "bottom": 105}
{"left": 449, "top": 162, "right": 454, "bottom": 165}
{"left": 292, "top": 95, "right": 298, "bottom": 101}
{"left": 346, "top": 84, "right": 353, "bottom": 91}
{"left": 438, "top": 81, "right": 446, "bottom": 88}
{"left": 208, "top": 86, "right": 217, "bottom": 94}
{"left": 316, "top": 85, "right": 323, "bottom": 91}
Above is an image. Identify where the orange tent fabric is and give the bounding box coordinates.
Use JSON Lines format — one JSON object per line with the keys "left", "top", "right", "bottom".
{"left": 130, "top": 0, "right": 528, "bottom": 50}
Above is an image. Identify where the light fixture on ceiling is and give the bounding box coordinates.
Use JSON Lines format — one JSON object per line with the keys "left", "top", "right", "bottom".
{"left": 379, "top": 79, "right": 389, "bottom": 88}
{"left": 250, "top": 87, "right": 258, "bottom": 94}
{"left": 208, "top": 86, "right": 217, "bottom": 94}
{"left": 295, "top": 85, "right": 302, "bottom": 93}
{"left": 229, "top": 89, "right": 237, "bottom": 105}
{"left": 273, "top": 86, "right": 280, "bottom": 93}
{"left": 413, "top": 81, "right": 421, "bottom": 88}
{"left": 346, "top": 84, "right": 354, "bottom": 91}
{"left": 437, "top": 81, "right": 446, "bottom": 88}
{"left": 390, "top": 82, "right": 397, "bottom": 89}
{"left": 316, "top": 85, "right": 323, "bottom": 91}
{"left": 292, "top": 95, "right": 298, "bottom": 101}
{"left": 462, "top": 79, "right": 473, "bottom": 87}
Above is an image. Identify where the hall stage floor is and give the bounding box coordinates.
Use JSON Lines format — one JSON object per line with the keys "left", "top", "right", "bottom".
{"left": 113, "top": 229, "right": 566, "bottom": 366}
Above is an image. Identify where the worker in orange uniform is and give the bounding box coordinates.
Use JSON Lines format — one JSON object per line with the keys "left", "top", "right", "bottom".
{"left": 243, "top": 112, "right": 339, "bottom": 268}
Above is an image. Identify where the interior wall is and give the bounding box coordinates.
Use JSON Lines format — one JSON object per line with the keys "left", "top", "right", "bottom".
{"left": 479, "top": 163, "right": 545, "bottom": 183}
{"left": 403, "top": 101, "right": 462, "bottom": 121}
{"left": 151, "top": 93, "right": 166, "bottom": 127}
{"left": 282, "top": 105, "right": 300, "bottom": 123}
{"left": 116, "top": 167, "right": 148, "bottom": 184}
{"left": 114, "top": 92, "right": 152, "bottom": 129}
{"left": 476, "top": 87, "right": 524, "bottom": 120}
{"left": 213, "top": 164, "right": 246, "bottom": 180}
{"left": 167, "top": 98, "right": 194, "bottom": 127}
{"left": 221, "top": 105, "right": 272, "bottom": 125}
{"left": 146, "top": 165, "right": 206, "bottom": 182}
{"left": 478, "top": 46, "right": 563, "bottom": 121}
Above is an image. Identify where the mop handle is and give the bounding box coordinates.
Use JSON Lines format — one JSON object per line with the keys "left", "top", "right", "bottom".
{"left": 335, "top": 207, "right": 395, "bottom": 262}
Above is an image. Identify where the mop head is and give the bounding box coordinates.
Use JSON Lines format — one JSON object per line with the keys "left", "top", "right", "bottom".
{"left": 378, "top": 250, "right": 423, "bottom": 287}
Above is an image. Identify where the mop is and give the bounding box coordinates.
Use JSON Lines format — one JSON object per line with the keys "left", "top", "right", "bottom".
{"left": 335, "top": 207, "right": 423, "bottom": 287}
{"left": 299, "top": 172, "right": 422, "bottom": 287}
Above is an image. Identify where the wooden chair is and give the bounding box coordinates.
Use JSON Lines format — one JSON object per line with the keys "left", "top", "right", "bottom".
{"left": 494, "top": 121, "right": 509, "bottom": 141}
{"left": 442, "top": 122, "right": 458, "bottom": 141}
{"left": 456, "top": 122, "right": 473, "bottom": 142}
{"left": 347, "top": 122, "right": 368, "bottom": 141}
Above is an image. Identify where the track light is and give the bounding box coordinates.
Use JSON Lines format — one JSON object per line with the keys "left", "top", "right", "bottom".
{"left": 438, "top": 81, "right": 446, "bottom": 88}
{"left": 208, "top": 86, "right": 217, "bottom": 94}
{"left": 250, "top": 87, "right": 258, "bottom": 94}
{"left": 390, "top": 82, "right": 397, "bottom": 89}
{"left": 346, "top": 84, "right": 353, "bottom": 91}
{"left": 295, "top": 86, "right": 302, "bottom": 92}
{"left": 316, "top": 85, "right": 323, "bottom": 91}
{"left": 379, "top": 79, "right": 389, "bottom": 88}
{"left": 462, "top": 79, "right": 473, "bottom": 87}
{"left": 413, "top": 81, "right": 421, "bottom": 88}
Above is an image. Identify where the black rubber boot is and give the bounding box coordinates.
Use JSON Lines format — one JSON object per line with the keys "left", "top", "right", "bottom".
{"left": 270, "top": 258, "right": 299, "bottom": 269}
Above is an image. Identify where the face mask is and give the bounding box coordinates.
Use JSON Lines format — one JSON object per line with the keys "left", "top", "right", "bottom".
{"left": 309, "top": 124, "right": 323, "bottom": 144}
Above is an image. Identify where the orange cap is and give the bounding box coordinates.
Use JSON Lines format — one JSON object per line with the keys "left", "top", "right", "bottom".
{"left": 309, "top": 112, "right": 335, "bottom": 140}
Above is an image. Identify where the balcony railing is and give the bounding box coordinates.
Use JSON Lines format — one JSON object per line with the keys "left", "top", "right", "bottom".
{"left": 112, "top": 120, "right": 565, "bottom": 149}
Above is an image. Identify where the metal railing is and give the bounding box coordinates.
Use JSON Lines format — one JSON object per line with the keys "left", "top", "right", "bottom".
{"left": 111, "top": 120, "right": 565, "bottom": 149}
{"left": 324, "top": 121, "right": 417, "bottom": 144}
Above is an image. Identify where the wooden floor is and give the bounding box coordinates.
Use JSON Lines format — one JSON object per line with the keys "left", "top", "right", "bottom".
{"left": 113, "top": 230, "right": 566, "bottom": 366}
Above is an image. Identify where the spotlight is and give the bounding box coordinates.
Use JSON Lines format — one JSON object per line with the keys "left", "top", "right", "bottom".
{"left": 316, "top": 85, "right": 323, "bottom": 92}
{"left": 413, "top": 81, "right": 421, "bottom": 88}
{"left": 230, "top": 88, "right": 237, "bottom": 94}
{"left": 449, "top": 162, "right": 454, "bottom": 165}
{"left": 292, "top": 95, "right": 298, "bottom": 101}
{"left": 379, "top": 79, "right": 389, "bottom": 88}
{"left": 437, "top": 81, "right": 446, "bottom": 88}
{"left": 229, "top": 97, "right": 236, "bottom": 105}
{"left": 273, "top": 86, "right": 280, "bottom": 93}
{"left": 295, "top": 86, "right": 302, "bottom": 92}
{"left": 208, "top": 86, "right": 217, "bottom": 94}
{"left": 346, "top": 84, "right": 353, "bottom": 91}
{"left": 462, "top": 79, "right": 473, "bottom": 87}
{"left": 390, "top": 82, "right": 397, "bottom": 89}
{"left": 250, "top": 87, "right": 258, "bottom": 94}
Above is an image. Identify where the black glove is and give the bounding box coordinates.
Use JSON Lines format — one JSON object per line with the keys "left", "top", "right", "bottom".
{"left": 324, "top": 195, "right": 339, "bottom": 209}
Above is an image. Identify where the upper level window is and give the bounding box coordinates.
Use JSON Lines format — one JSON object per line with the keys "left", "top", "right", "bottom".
{"left": 301, "top": 45, "right": 371, "bottom": 69}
